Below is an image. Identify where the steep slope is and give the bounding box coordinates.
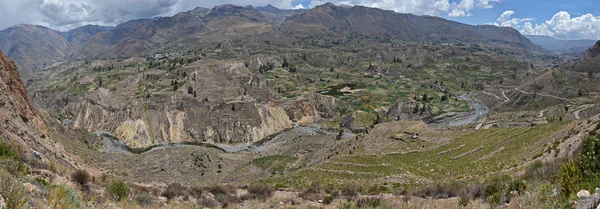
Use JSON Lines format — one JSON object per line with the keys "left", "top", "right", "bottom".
{"left": 0, "top": 50, "right": 73, "bottom": 166}
{"left": 0, "top": 24, "right": 68, "bottom": 79}
{"left": 584, "top": 40, "right": 600, "bottom": 60}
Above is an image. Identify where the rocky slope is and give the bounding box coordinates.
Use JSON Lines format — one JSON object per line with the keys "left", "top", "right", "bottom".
{"left": 0, "top": 50, "right": 73, "bottom": 166}
{"left": 584, "top": 40, "right": 600, "bottom": 60}
{"left": 54, "top": 60, "right": 343, "bottom": 149}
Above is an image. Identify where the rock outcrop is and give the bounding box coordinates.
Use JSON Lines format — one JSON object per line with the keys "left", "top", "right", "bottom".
{"left": 0, "top": 50, "right": 71, "bottom": 166}
{"left": 584, "top": 40, "right": 600, "bottom": 60}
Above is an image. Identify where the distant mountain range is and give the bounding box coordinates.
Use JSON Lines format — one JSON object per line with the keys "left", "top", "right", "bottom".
{"left": 0, "top": 3, "right": 543, "bottom": 78}
{"left": 526, "top": 35, "right": 598, "bottom": 54}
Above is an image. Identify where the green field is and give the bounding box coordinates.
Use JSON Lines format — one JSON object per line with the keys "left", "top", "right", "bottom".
{"left": 261, "top": 121, "right": 570, "bottom": 189}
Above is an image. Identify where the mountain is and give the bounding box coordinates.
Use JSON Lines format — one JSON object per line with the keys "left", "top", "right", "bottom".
{"left": 62, "top": 25, "right": 113, "bottom": 56}
{"left": 0, "top": 24, "right": 111, "bottom": 78}
{"left": 0, "top": 24, "right": 68, "bottom": 78}
{"left": 252, "top": 4, "right": 307, "bottom": 24}
{"left": 77, "top": 4, "right": 275, "bottom": 58}
{"left": 2, "top": 3, "right": 544, "bottom": 74}
{"left": 280, "top": 3, "right": 541, "bottom": 53}
{"left": 526, "top": 35, "right": 597, "bottom": 53}
{"left": 584, "top": 40, "right": 600, "bottom": 59}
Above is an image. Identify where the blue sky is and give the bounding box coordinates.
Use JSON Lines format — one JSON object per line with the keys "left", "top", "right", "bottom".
{"left": 1, "top": 0, "right": 598, "bottom": 40}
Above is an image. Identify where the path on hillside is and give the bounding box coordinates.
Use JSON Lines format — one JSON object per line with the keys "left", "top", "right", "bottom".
{"left": 512, "top": 88, "right": 575, "bottom": 104}
{"left": 482, "top": 91, "right": 507, "bottom": 102}
{"left": 574, "top": 104, "right": 595, "bottom": 120}
{"left": 501, "top": 90, "right": 510, "bottom": 102}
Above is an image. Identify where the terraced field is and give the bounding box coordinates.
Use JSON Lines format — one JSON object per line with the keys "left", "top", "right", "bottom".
{"left": 261, "top": 121, "right": 570, "bottom": 189}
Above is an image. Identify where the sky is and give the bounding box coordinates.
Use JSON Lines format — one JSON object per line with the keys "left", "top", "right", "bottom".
{"left": 0, "top": 0, "right": 598, "bottom": 40}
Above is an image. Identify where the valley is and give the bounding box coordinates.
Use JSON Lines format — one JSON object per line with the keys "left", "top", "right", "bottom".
{"left": 0, "top": 3, "right": 599, "bottom": 209}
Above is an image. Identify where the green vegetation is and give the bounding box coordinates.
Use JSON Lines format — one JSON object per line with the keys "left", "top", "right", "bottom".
{"left": 107, "top": 181, "right": 131, "bottom": 201}
{"left": 251, "top": 155, "right": 297, "bottom": 173}
{"left": 262, "top": 122, "right": 570, "bottom": 189}
{"left": 0, "top": 171, "right": 29, "bottom": 209}
{"left": 47, "top": 184, "right": 82, "bottom": 209}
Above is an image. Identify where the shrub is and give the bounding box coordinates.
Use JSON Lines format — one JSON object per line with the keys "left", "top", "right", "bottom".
{"left": 487, "top": 193, "right": 502, "bottom": 205}
{"left": 299, "top": 184, "right": 322, "bottom": 201}
{"left": 341, "top": 184, "right": 359, "bottom": 198}
{"left": 246, "top": 184, "right": 275, "bottom": 200}
{"left": 71, "top": 169, "right": 91, "bottom": 187}
{"left": 107, "top": 181, "right": 130, "bottom": 201}
{"left": 458, "top": 196, "right": 470, "bottom": 207}
{"left": 508, "top": 180, "right": 526, "bottom": 194}
{"left": 0, "top": 158, "right": 27, "bottom": 177}
{"left": 135, "top": 193, "right": 154, "bottom": 207}
{"left": 559, "top": 160, "right": 581, "bottom": 197}
{"left": 0, "top": 141, "right": 19, "bottom": 160}
{"left": 579, "top": 136, "right": 600, "bottom": 177}
{"left": 0, "top": 172, "right": 29, "bottom": 209}
{"left": 47, "top": 184, "right": 81, "bottom": 209}
{"left": 355, "top": 197, "right": 382, "bottom": 208}
{"left": 161, "top": 183, "right": 189, "bottom": 200}
{"left": 323, "top": 195, "right": 335, "bottom": 205}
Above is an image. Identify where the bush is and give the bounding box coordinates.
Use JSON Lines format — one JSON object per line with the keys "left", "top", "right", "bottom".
{"left": 579, "top": 136, "right": 600, "bottom": 177}
{"left": 0, "top": 172, "right": 29, "bottom": 209}
{"left": 0, "top": 158, "right": 27, "bottom": 177}
{"left": 107, "top": 181, "right": 130, "bottom": 201}
{"left": 341, "top": 184, "right": 359, "bottom": 198}
{"left": 246, "top": 184, "right": 275, "bottom": 200}
{"left": 559, "top": 160, "right": 581, "bottom": 197}
{"left": 508, "top": 180, "right": 526, "bottom": 194}
{"left": 0, "top": 141, "right": 20, "bottom": 160}
{"left": 71, "top": 169, "right": 91, "bottom": 187}
{"left": 299, "top": 184, "right": 322, "bottom": 201}
{"left": 458, "top": 196, "right": 470, "bottom": 207}
{"left": 161, "top": 183, "right": 189, "bottom": 200}
{"left": 47, "top": 184, "right": 81, "bottom": 209}
{"left": 135, "top": 193, "right": 155, "bottom": 207}
{"left": 355, "top": 197, "right": 382, "bottom": 208}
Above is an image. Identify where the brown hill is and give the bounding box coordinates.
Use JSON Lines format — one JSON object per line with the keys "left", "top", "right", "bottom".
{"left": 282, "top": 3, "right": 541, "bottom": 53}
{"left": 63, "top": 25, "right": 112, "bottom": 56}
{"left": 0, "top": 24, "right": 68, "bottom": 79}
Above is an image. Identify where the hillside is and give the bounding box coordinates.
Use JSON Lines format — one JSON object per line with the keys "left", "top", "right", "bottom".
{"left": 0, "top": 25, "right": 68, "bottom": 79}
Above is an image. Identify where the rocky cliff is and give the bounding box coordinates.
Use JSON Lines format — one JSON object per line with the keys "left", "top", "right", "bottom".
{"left": 0, "top": 50, "right": 73, "bottom": 166}
{"left": 60, "top": 62, "right": 342, "bottom": 149}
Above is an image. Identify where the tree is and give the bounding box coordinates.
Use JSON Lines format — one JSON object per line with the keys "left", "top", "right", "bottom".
{"left": 108, "top": 181, "right": 130, "bottom": 201}
{"left": 282, "top": 58, "right": 289, "bottom": 68}
{"left": 441, "top": 95, "right": 448, "bottom": 101}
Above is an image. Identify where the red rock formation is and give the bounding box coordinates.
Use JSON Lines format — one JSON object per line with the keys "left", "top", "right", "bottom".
{"left": 0, "top": 50, "right": 37, "bottom": 121}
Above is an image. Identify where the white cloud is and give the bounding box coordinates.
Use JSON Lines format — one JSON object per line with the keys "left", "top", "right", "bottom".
{"left": 476, "top": 0, "right": 500, "bottom": 9}
{"left": 292, "top": 3, "right": 305, "bottom": 9}
{"left": 488, "top": 10, "right": 600, "bottom": 40}
{"left": 487, "top": 10, "right": 534, "bottom": 28}
{"left": 521, "top": 11, "right": 600, "bottom": 40}
{"left": 0, "top": 0, "right": 299, "bottom": 30}
{"left": 448, "top": 0, "right": 499, "bottom": 17}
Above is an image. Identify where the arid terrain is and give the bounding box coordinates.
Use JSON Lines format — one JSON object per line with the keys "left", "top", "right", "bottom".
{"left": 1, "top": 3, "right": 600, "bottom": 209}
